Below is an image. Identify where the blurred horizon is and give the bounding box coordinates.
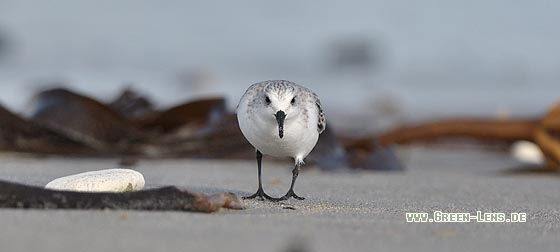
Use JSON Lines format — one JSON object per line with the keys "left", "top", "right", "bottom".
{"left": 0, "top": 0, "right": 559, "bottom": 132}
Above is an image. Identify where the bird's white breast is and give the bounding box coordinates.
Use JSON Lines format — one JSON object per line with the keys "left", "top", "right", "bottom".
{"left": 237, "top": 104, "right": 319, "bottom": 161}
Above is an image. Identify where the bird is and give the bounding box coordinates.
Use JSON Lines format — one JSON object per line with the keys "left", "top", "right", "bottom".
{"left": 236, "top": 80, "right": 326, "bottom": 201}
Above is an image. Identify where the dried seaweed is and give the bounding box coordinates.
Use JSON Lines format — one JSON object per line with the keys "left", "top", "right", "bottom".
{"left": 357, "top": 103, "right": 560, "bottom": 171}
{"left": 0, "top": 180, "right": 243, "bottom": 212}
{"left": 29, "top": 88, "right": 149, "bottom": 154}
{"left": 374, "top": 118, "right": 538, "bottom": 145}
{"left": 534, "top": 104, "right": 560, "bottom": 170}
{"left": 12, "top": 87, "right": 371, "bottom": 169}
{"left": 0, "top": 104, "right": 95, "bottom": 155}
{"left": 134, "top": 97, "right": 227, "bottom": 134}
{"left": 8, "top": 86, "right": 560, "bottom": 172}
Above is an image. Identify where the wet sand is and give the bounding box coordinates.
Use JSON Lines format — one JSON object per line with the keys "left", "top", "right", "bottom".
{"left": 0, "top": 147, "right": 558, "bottom": 252}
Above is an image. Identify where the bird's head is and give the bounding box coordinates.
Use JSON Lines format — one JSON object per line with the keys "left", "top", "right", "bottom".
{"left": 261, "top": 83, "right": 301, "bottom": 139}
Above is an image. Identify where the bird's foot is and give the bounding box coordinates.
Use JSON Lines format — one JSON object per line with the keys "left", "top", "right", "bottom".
{"left": 243, "top": 187, "right": 276, "bottom": 201}
{"left": 274, "top": 190, "right": 305, "bottom": 201}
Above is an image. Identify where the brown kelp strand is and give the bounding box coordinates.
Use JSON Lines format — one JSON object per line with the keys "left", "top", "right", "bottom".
{"left": 359, "top": 103, "right": 560, "bottom": 171}
{"left": 534, "top": 104, "right": 560, "bottom": 170}
{"left": 375, "top": 118, "right": 538, "bottom": 146}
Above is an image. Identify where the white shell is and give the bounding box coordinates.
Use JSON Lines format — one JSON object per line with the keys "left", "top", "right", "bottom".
{"left": 510, "top": 141, "right": 545, "bottom": 165}
{"left": 45, "top": 169, "right": 145, "bottom": 192}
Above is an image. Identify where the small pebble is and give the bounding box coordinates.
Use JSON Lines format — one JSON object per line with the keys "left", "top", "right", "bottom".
{"left": 510, "top": 141, "right": 544, "bottom": 165}
{"left": 45, "top": 169, "right": 145, "bottom": 192}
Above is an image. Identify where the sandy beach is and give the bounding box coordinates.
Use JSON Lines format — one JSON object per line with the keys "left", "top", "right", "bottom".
{"left": 0, "top": 147, "right": 558, "bottom": 252}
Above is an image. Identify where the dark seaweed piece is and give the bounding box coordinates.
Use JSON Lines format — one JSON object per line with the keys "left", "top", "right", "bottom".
{"left": 0, "top": 104, "right": 94, "bottom": 155}
{"left": 28, "top": 88, "right": 148, "bottom": 153}
{"left": 0, "top": 180, "right": 243, "bottom": 212}
{"left": 109, "top": 87, "right": 155, "bottom": 119}
{"left": 135, "top": 97, "right": 227, "bottom": 135}
{"left": 156, "top": 114, "right": 255, "bottom": 159}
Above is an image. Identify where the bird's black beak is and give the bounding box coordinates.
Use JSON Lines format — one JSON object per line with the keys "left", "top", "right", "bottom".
{"left": 275, "top": 110, "right": 286, "bottom": 138}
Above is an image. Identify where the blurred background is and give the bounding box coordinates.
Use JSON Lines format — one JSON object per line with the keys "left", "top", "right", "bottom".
{"left": 0, "top": 0, "right": 559, "bottom": 134}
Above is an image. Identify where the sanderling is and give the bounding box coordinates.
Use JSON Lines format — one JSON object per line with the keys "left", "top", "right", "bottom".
{"left": 236, "top": 80, "right": 326, "bottom": 201}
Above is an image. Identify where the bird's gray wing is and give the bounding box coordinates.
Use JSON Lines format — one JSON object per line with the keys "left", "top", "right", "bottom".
{"left": 316, "top": 98, "right": 326, "bottom": 134}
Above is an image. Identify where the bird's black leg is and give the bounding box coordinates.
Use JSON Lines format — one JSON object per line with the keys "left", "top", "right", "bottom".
{"left": 243, "top": 150, "right": 275, "bottom": 200}
{"left": 276, "top": 163, "right": 305, "bottom": 201}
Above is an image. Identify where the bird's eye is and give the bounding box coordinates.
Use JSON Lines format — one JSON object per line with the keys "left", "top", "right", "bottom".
{"left": 265, "top": 96, "right": 271, "bottom": 104}
{"left": 290, "top": 97, "right": 296, "bottom": 105}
